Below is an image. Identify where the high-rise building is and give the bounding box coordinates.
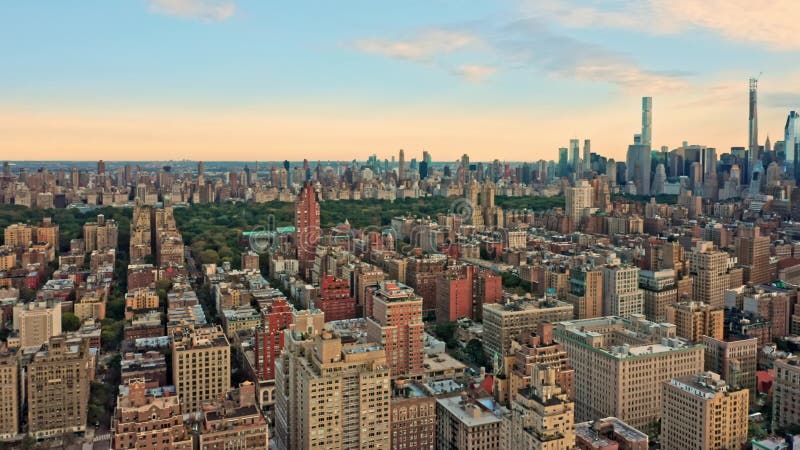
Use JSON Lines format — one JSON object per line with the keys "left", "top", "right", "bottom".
{"left": 736, "top": 225, "right": 771, "bottom": 285}
{"left": 294, "top": 181, "right": 321, "bottom": 280}
{"left": 317, "top": 275, "right": 356, "bottom": 321}
{"left": 27, "top": 336, "right": 90, "bottom": 439}
{"left": 570, "top": 139, "right": 581, "bottom": 173}
{"left": 295, "top": 181, "right": 321, "bottom": 281}
{"left": 399, "top": 148, "right": 406, "bottom": 182}
{"left": 602, "top": 265, "right": 643, "bottom": 318}
{"left": 641, "top": 97, "right": 652, "bottom": 147}
{"left": 565, "top": 180, "right": 594, "bottom": 221}
{"left": 558, "top": 148, "right": 569, "bottom": 177}
{"left": 772, "top": 357, "right": 800, "bottom": 432}
{"left": 13, "top": 300, "right": 62, "bottom": 349}
{"left": 111, "top": 379, "right": 193, "bottom": 450}
{"left": 689, "top": 241, "right": 730, "bottom": 309}
{"left": 0, "top": 347, "right": 19, "bottom": 439}
{"left": 554, "top": 316, "right": 704, "bottom": 434}
{"left": 34, "top": 217, "right": 59, "bottom": 250}
{"left": 483, "top": 295, "right": 573, "bottom": 358}
{"left": 275, "top": 331, "right": 391, "bottom": 450}
{"left": 639, "top": 269, "right": 678, "bottom": 323}
{"left": 507, "top": 364, "right": 575, "bottom": 449}
{"left": 666, "top": 301, "right": 724, "bottom": 343}
{"left": 703, "top": 336, "right": 757, "bottom": 404}
{"left": 582, "top": 139, "right": 591, "bottom": 176}
{"left": 254, "top": 298, "right": 294, "bottom": 382}
{"left": 83, "top": 213, "right": 119, "bottom": 252}
{"left": 749, "top": 77, "right": 759, "bottom": 179}
{"left": 626, "top": 144, "right": 651, "bottom": 196}
{"left": 566, "top": 266, "right": 603, "bottom": 319}
{"left": 366, "top": 281, "right": 425, "bottom": 377}
{"left": 785, "top": 111, "right": 800, "bottom": 173}
{"left": 435, "top": 395, "right": 504, "bottom": 450}
{"left": 3, "top": 223, "right": 32, "bottom": 248}
{"left": 662, "top": 372, "right": 748, "bottom": 450}
{"left": 172, "top": 326, "right": 231, "bottom": 414}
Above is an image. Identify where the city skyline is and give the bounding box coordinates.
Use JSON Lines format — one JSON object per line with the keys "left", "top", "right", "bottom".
{"left": 2, "top": 1, "right": 800, "bottom": 161}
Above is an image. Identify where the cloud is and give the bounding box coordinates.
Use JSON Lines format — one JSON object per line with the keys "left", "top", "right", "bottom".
{"left": 351, "top": 29, "right": 478, "bottom": 62}
{"left": 525, "top": 0, "right": 800, "bottom": 51}
{"left": 493, "top": 19, "right": 687, "bottom": 91}
{"left": 350, "top": 21, "right": 685, "bottom": 89}
{"left": 148, "top": 0, "right": 236, "bottom": 22}
{"left": 452, "top": 65, "right": 498, "bottom": 82}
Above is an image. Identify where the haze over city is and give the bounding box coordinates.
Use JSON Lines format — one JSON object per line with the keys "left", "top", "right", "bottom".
{"left": 2, "top": 0, "right": 800, "bottom": 161}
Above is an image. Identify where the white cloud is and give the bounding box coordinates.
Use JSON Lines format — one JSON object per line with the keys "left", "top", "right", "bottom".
{"left": 495, "top": 19, "right": 687, "bottom": 92}
{"left": 452, "top": 65, "right": 498, "bottom": 82}
{"left": 525, "top": 0, "right": 800, "bottom": 51}
{"left": 351, "top": 29, "right": 478, "bottom": 62}
{"left": 148, "top": 0, "right": 236, "bottom": 22}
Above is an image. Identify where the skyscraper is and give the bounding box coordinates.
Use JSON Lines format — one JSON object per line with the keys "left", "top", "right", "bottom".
{"left": 689, "top": 241, "right": 730, "bottom": 309}
{"left": 641, "top": 97, "right": 652, "bottom": 147}
{"left": 569, "top": 139, "right": 580, "bottom": 173}
{"left": 749, "top": 77, "right": 759, "bottom": 179}
{"left": 602, "top": 265, "right": 643, "bottom": 318}
{"left": 398, "top": 148, "right": 406, "bottom": 182}
{"left": 582, "top": 139, "right": 591, "bottom": 176}
{"left": 785, "top": 111, "right": 799, "bottom": 167}
{"left": 558, "top": 147, "right": 568, "bottom": 177}
{"left": 295, "top": 181, "right": 321, "bottom": 281}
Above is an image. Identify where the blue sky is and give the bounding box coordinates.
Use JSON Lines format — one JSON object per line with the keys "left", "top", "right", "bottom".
{"left": 1, "top": 0, "right": 799, "bottom": 161}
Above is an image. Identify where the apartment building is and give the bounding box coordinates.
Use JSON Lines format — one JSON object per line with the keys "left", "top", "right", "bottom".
{"left": 171, "top": 325, "right": 231, "bottom": 414}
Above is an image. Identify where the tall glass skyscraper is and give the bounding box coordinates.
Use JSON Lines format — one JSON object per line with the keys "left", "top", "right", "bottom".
{"left": 785, "top": 111, "right": 799, "bottom": 164}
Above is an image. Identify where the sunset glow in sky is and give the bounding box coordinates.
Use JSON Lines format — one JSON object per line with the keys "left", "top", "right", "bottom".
{"left": 2, "top": 0, "right": 800, "bottom": 162}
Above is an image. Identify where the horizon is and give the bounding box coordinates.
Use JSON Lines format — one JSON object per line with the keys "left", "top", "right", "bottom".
{"left": 2, "top": 1, "right": 799, "bottom": 161}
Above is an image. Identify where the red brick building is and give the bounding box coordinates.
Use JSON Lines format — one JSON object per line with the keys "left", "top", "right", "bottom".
{"left": 317, "top": 275, "right": 356, "bottom": 322}
{"left": 254, "top": 298, "right": 294, "bottom": 381}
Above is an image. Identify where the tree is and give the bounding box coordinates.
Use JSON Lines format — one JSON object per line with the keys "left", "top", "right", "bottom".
{"left": 61, "top": 312, "right": 81, "bottom": 332}
{"left": 434, "top": 321, "right": 459, "bottom": 349}
{"left": 465, "top": 339, "right": 489, "bottom": 367}
{"left": 199, "top": 249, "right": 220, "bottom": 265}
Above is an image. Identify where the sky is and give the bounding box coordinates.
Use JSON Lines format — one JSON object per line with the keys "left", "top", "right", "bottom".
{"left": 1, "top": 0, "right": 799, "bottom": 163}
